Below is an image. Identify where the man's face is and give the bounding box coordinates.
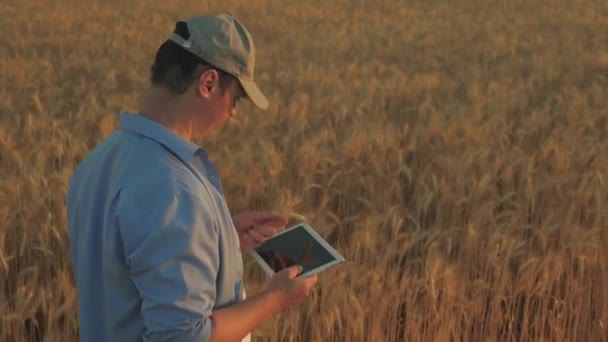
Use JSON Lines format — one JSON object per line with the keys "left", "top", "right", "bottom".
{"left": 195, "top": 70, "right": 246, "bottom": 137}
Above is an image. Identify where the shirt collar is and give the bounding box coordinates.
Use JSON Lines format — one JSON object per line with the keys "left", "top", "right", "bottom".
{"left": 119, "top": 112, "right": 200, "bottom": 162}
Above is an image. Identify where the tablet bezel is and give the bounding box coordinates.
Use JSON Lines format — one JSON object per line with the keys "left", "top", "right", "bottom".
{"left": 249, "top": 222, "right": 345, "bottom": 278}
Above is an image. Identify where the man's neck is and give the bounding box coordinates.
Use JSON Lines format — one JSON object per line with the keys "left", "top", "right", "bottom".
{"left": 139, "top": 87, "right": 194, "bottom": 141}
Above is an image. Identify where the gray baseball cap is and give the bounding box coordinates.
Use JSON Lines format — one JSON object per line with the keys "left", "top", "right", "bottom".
{"left": 169, "top": 13, "right": 269, "bottom": 110}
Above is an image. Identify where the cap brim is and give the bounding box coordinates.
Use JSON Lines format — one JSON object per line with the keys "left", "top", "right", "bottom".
{"left": 238, "top": 77, "right": 269, "bottom": 110}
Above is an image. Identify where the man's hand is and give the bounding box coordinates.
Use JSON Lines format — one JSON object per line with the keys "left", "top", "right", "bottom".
{"left": 262, "top": 265, "right": 319, "bottom": 312}
{"left": 232, "top": 211, "right": 288, "bottom": 251}
{"left": 210, "top": 265, "right": 318, "bottom": 342}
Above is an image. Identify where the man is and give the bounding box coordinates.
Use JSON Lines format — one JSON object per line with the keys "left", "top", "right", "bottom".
{"left": 66, "top": 13, "right": 318, "bottom": 342}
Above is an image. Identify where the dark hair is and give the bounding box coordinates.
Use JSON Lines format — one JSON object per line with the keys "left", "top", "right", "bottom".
{"left": 150, "top": 21, "right": 236, "bottom": 94}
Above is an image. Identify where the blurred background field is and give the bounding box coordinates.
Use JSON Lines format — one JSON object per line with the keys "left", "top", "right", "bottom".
{"left": 1, "top": 0, "right": 607, "bottom": 341}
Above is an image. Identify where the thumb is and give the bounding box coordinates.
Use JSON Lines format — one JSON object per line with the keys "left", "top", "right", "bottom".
{"left": 283, "top": 265, "right": 303, "bottom": 279}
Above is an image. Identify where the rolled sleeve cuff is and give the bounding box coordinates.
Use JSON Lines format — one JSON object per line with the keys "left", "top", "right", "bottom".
{"left": 143, "top": 316, "right": 214, "bottom": 342}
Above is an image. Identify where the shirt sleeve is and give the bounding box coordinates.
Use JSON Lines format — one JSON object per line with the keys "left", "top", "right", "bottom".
{"left": 117, "top": 188, "right": 219, "bottom": 342}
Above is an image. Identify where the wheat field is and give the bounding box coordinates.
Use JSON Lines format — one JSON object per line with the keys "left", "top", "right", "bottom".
{"left": 1, "top": 0, "right": 607, "bottom": 341}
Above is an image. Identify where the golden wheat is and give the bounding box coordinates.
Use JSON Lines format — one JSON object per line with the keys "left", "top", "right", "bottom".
{"left": 1, "top": 0, "right": 607, "bottom": 341}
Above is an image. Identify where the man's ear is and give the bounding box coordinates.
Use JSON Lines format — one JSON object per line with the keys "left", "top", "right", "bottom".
{"left": 198, "top": 69, "right": 219, "bottom": 98}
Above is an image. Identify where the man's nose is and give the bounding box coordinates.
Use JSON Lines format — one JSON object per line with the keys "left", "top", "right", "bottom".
{"left": 230, "top": 108, "right": 238, "bottom": 117}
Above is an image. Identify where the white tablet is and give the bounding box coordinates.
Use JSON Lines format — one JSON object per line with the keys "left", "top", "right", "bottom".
{"left": 250, "top": 222, "right": 345, "bottom": 278}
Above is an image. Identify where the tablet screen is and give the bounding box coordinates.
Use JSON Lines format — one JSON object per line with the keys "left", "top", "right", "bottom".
{"left": 253, "top": 224, "right": 340, "bottom": 275}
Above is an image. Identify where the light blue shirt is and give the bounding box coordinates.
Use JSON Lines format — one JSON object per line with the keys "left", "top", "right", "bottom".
{"left": 67, "top": 113, "right": 244, "bottom": 342}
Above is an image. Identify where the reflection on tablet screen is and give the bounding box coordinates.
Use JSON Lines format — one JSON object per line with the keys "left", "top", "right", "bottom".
{"left": 254, "top": 225, "right": 337, "bottom": 274}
